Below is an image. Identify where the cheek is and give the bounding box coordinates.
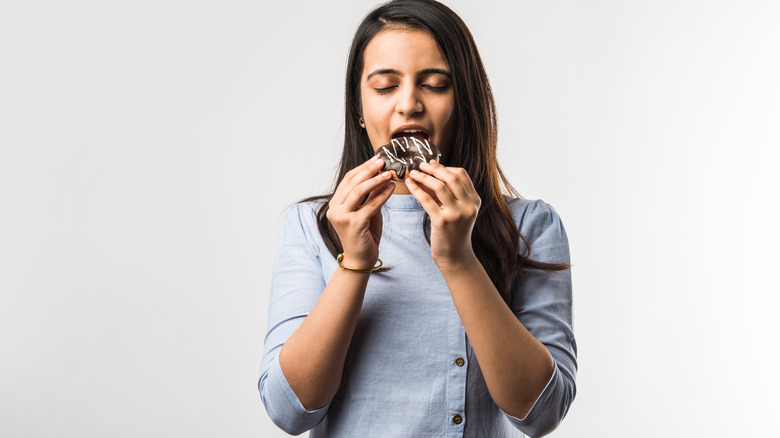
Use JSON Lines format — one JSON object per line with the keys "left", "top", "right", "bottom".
{"left": 362, "top": 110, "right": 385, "bottom": 150}
{"left": 435, "top": 101, "right": 456, "bottom": 156}
{"left": 436, "top": 101, "right": 456, "bottom": 131}
{"left": 362, "top": 92, "right": 390, "bottom": 116}
{"left": 444, "top": 106, "right": 455, "bottom": 126}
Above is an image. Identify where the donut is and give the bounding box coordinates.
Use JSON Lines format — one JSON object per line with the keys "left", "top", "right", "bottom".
{"left": 376, "top": 136, "right": 442, "bottom": 181}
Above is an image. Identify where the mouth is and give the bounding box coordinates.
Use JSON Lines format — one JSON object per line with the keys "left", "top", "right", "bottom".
{"left": 392, "top": 126, "right": 430, "bottom": 141}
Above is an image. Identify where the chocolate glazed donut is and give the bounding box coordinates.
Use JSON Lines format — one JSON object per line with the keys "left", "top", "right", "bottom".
{"left": 376, "top": 136, "right": 442, "bottom": 181}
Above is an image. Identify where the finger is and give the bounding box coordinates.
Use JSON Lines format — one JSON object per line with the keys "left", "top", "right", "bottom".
{"left": 362, "top": 175, "right": 393, "bottom": 205}
{"left": 333, "top": 155, "right": 384, "bottom": 205}
{"left": 344, "top": 154, "right": 382, "bottom": 182}
{"left": 342, "top": 171, "right": 393, "bottom": 211}
{"left": 405, "top": 177, "right": 444, "bottom": 219}
{"left": 407, "top": 171, "right": 443, "bottom": 206}
{"left": 419, "top": 161, "right": 470, "bottom": 201}
{"left": 448, "top": 166, "right": 480, "bottom": 206}
{"left": 356, "top": 180, "right": 395, "bottom": 219}
{"left": 336, "top": 155, "right": 382, "bottom": 197}
{"left": 408, "top": 168, "right": 457, "bottom": 207}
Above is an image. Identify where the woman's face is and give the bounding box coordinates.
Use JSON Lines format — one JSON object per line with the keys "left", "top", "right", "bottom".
{"left": 360, "top": 28, "right": 455, "bottom": 160}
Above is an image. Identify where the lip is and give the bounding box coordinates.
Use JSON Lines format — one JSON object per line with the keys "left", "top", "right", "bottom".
{"left": 391, "top": 124, "right": 431, "bottom": 140}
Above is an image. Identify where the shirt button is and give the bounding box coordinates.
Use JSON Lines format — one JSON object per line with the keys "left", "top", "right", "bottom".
{"left": 452, "top": 414, "right": 463, "bottom": 424}
{"left": 455, "top": 357, "right": 465, "bottom": 367}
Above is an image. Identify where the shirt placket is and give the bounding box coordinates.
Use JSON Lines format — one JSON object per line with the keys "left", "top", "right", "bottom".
{"left": 446, "top": 304, "right": 467, "bottom": 437}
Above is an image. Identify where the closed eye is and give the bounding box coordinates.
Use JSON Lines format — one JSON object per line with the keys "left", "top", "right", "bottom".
{"left": 423, "top": 85, "right": 448, "bottom": 93}
{"left": 375, "top": 86, "right": 397, "bottom": 95}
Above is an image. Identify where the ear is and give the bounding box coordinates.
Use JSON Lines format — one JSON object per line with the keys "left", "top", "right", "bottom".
{"left": 355, "top": 99, "right": 363, "bottom": 122}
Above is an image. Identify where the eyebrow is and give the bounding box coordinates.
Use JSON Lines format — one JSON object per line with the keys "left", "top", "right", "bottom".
{"left": 366, "top": 68, "right": 452, "bottom": 81}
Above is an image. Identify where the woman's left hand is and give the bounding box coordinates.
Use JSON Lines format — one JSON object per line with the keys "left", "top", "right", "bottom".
{"left": 405, "top": 161, "right": 481, "bottom": 267}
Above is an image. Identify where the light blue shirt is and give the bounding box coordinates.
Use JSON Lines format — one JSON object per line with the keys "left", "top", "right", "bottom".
{"left": 259, "top": 195, "right": 576, "bottom": 437}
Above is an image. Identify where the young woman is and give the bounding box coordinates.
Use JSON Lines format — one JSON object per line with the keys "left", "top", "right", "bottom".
{"left": 259, "top": 1, "right": 576, "bottom": 436}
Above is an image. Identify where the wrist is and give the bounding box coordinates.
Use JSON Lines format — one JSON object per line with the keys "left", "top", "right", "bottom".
{"left": 338, "top": 253, "right": 382, "bottom": 273}
{"left": 433, "top": 249, "right": 479, "bottom": 273}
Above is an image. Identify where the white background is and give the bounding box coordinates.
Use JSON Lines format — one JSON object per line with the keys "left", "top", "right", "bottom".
{"left": 2, "top": 1, "right": 779, "bottom": 436}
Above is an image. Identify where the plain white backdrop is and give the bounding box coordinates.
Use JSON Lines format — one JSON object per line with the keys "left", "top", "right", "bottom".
{"left": 2, "top": 1, "right": 779, "bottom": 436}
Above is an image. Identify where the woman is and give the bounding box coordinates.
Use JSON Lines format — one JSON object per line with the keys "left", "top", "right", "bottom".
{"left": 259, "top": 1, "right": 576, "bottom": 436}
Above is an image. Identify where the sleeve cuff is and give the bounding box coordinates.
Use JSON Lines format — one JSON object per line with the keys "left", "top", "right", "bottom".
{"left": 500, "top": 364, "right": 567, "bottom": 437}
{"left": 261, "top": 357, "right": 330, "bottom": 435}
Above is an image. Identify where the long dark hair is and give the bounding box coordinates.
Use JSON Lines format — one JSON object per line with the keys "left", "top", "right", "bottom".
{"left": 303, "top": 0, "right": 569, "bottom": 304}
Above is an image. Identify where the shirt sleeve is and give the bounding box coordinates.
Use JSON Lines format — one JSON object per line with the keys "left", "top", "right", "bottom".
{"left": 258, "top": 203, "right": 331, "bottom": 435}
{"left": 502, "top": 199, "right": 577, "bottom": 437}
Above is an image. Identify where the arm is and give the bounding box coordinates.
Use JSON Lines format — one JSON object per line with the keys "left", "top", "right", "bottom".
{"left": 441, "top": 201, "right": 576, "bottom": 437}
{"left": 437, "top": 255, "right": 557, "bottom": 418}
{"left": 503, "top": 200, "right": 576, "bottom": 435}
{"left": 278, "top": 262, "right": 372, "bottom": 410}
{"left": 259, "top": 157, "right": 394, "bottom": 434}
{"left": 406, "top": 163, "right": 576, "bottom": 437}
{"left": 259, "top": 203, "right": 332, "bottom": 434}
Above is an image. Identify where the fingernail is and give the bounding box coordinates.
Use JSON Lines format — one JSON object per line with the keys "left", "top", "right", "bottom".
{"left": 382, "top": 171, "right": 391, "bottom": 178}
{"left": 410, "top": 170, "right": 419, "bottom": 177}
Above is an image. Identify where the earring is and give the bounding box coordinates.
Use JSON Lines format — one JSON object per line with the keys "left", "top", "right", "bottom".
{"left": 359, "top": 118, "right": 365, "bottom": 127}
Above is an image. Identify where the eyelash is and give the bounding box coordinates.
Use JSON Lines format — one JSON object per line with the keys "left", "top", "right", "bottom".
{"left": 374, "top": 85, "right": 448, "bottom": 95}
{"left": 425, "top": 85, "right": 448, "bottom": 93}
{"left": 375, "top": 86, "right": 396, "bottom": 95}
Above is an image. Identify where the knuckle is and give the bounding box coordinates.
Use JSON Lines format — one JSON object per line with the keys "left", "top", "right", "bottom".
{"left": 348, "top": 216, "right": 364, "bottom": 229}
{"left": 346, "top": 165, "right": 364, "bottom": 178}
{"left": 358, "top": 170, "right": 376, "bottom": 184}
{"left": 326, "top": 209, "right": 340, "bottom": 223}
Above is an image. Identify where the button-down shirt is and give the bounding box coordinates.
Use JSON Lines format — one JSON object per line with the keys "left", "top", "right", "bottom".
{"left": 259, "top": 195, "right": 577, "bottom": 437}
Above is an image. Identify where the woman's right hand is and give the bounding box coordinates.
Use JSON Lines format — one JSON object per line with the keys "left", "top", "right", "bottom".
{"left": 326, "top": 155, "right": 395, "bottom": 270}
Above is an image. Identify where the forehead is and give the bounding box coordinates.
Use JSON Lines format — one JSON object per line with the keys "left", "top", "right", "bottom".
{"left": 362, "top": 28, "right": 449, "bottom": 76}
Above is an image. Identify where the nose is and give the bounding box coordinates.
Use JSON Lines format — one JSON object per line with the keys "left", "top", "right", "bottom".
{"left": 395, "top": 84, "right": 424, "bottom": 116}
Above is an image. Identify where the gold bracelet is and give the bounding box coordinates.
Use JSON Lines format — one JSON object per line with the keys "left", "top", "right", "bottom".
{"left": 337, "top": 253, "right": 383, "bottom": 272}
